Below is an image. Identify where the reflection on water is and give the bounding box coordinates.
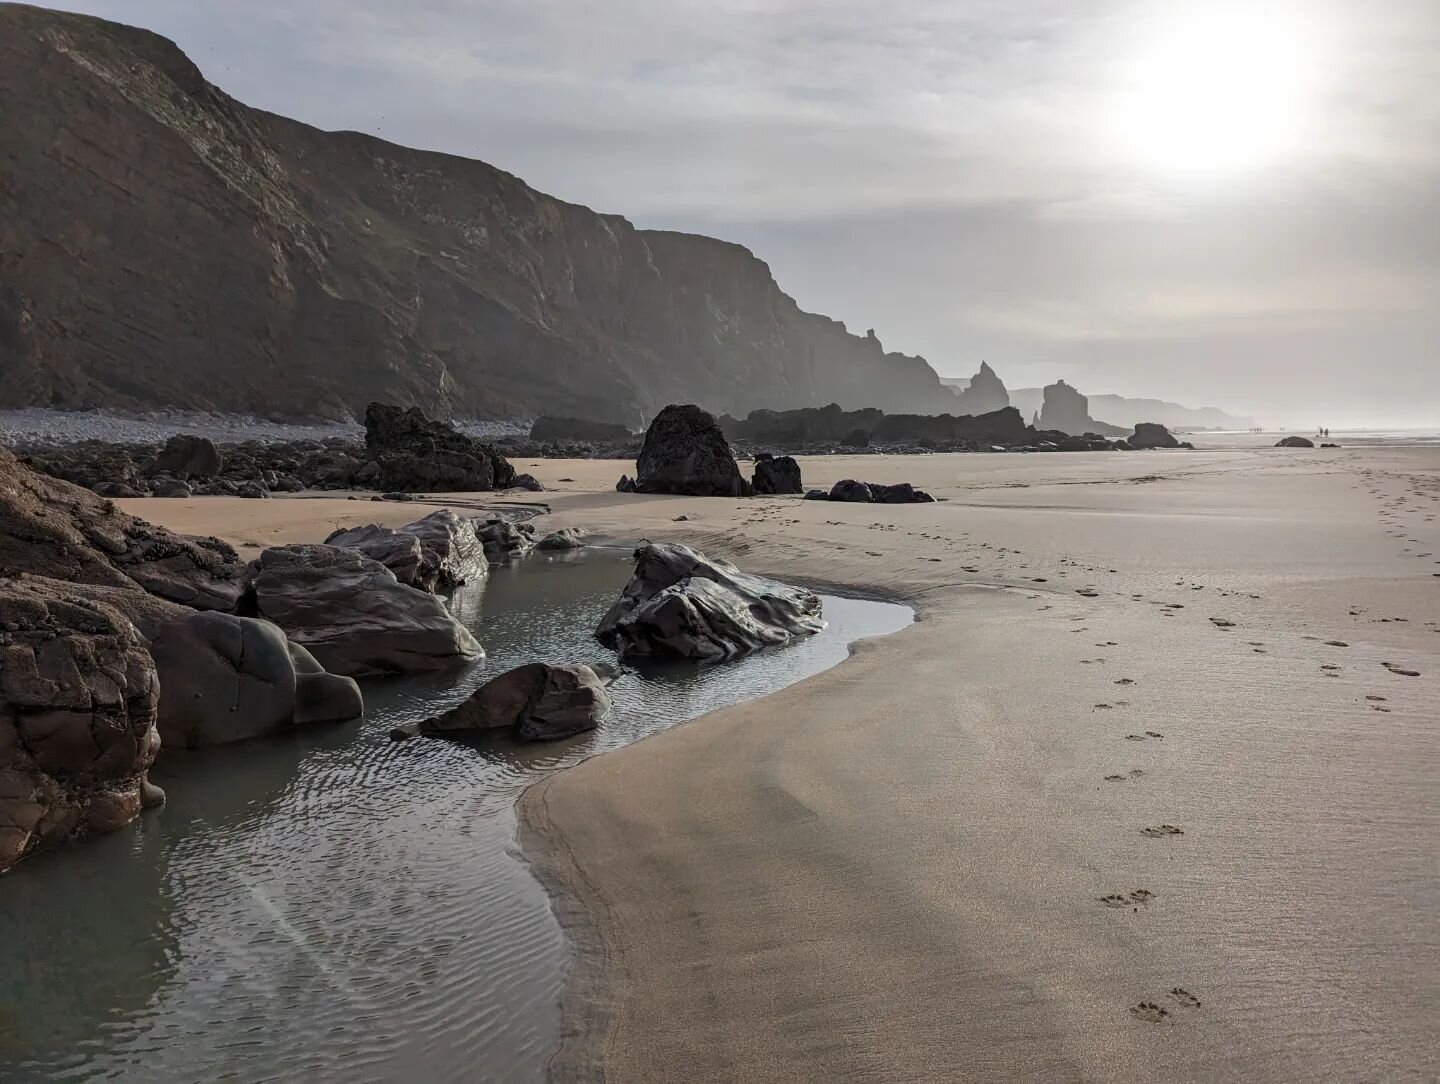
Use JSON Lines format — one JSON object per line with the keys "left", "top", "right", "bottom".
{"left": 0, "top": 548, "right": 911, "bottom": 1082}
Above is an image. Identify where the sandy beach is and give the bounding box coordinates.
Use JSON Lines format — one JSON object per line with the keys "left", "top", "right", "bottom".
{"left": 121, "top": 444, "right": 1440, "bottom": 1081}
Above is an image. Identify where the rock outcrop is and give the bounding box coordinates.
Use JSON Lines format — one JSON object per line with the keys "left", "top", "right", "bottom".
{"left": 722, "top": 404, "right": 1030, "bottom": 449}
{"left": 1276, "top": 435, "right": 1315, "bottom": 448}
{"left": 323, "top": 523, "right": 432, "bottom": 589}
{"left": 1037, "top": 381, "right": 1128, "bottom": 438}
{"left": 751, "top": 454, "right": 803, "bottom": 495}
{"left": 246, "top": 544, "right": 483, "bottom": 677}
{"left": 1128, "top": 423, "right": 1182, "bottom": 449}
{"left": 0, "top": 5, "right": 955, "bottom": 422}
{"left": 151, "top": 611, "right": 362, "bottom": 748}
{"left": 418, "top": 662, "right": 613, "bottom": 743}
{"left": 478, "top": 518, "right": 539, "bottom": 562}
{"left": 0, "top": 577, "right": 162, "bottom": 874}
{"left": 401, "top": 509, "right": 489, "bottom": 589}
{"left": 536, "top": 527, "right": 587, "bottom": 551}
{"left": 634, "top": 405, "right": 752, "bottom": 497}
{"left": 0, "top": 447, "right": 245, "bottom": 611}
{"left": 529, "top": 417, "right": 632, "bottom": 443}
{"left": 825, "top": 479, "right": 934, "bottom": 504}
{"left": 951, "top": 361, "right": 1010, "bottom": 416}
{"left": 596, "top": 542, "right": 825, "bottom": 659}
{"left": 364, "top": 404, "right": 515, "bottom": 492}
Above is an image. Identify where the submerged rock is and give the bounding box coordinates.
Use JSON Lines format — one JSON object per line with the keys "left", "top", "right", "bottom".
{"left": 151, "top": 611, "right": 362, "bottom": 748}
{"left": 596, "top": 542, "right": 825, "bottom": 660}
{"left": 536, "top": 527, "right": 587, "bottom": 551}
{"left": 634, "top": 404, "right": 752, "bottom": 497}
{"left": 0, "top": 578, "right": 161, "bottom": 873}
{"left": 477, "top": 518, "right": 537, "bottom": 562}
{"left": 751, "top": 453, "right": 803, "bottom": 495}
{"left": 420, "top": 662, "right": 613, "bottom": 742}
{"left": 247, "top": 544, "right": 483, "bottom": 677}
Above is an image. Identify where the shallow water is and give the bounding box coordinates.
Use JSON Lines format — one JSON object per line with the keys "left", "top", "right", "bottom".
{"left": 0, "top": 548, "right": 910, "bottom": 1082}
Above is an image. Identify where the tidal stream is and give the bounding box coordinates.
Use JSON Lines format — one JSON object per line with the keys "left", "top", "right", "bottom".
{"left": 0, "top": 548, "right": 911, "bottom": 1081}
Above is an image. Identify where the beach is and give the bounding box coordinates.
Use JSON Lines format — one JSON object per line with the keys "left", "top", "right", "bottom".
{"left": 121, "top": 444, "right": 1440, "bottom": 1081}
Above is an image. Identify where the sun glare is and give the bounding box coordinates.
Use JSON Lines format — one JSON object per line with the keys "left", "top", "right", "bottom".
{"left": 1108, "top": 4, "right": 1322, "bottom": 180}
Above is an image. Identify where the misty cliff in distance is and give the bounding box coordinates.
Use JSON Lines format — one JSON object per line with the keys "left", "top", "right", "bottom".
{"left": 0, "top": 4, "right": 948, "bottom": 424}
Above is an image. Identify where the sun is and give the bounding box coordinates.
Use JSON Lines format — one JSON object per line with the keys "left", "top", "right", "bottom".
{"left": 1107, "top": 4, "right": 1322, "bottom": 180}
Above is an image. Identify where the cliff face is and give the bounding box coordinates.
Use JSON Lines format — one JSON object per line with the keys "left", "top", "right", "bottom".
{"left": 0, "top": 4, "right": 950, "bottom": 423}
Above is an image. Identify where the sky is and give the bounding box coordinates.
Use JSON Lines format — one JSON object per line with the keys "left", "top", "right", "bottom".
{"left": 58, "top": 0, "right": 1440, "bottom": 426}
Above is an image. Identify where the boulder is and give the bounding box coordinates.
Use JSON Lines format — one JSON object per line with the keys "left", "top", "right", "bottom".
{"left": 596, "top": 542, "right": 825, "bottom": 660}
{"left": 803, "top": 489, "right": 828, "bottom": 501}
{"left": 149, "top": 477, "right": 193, "bottom": 498}
{"left": 1276, "top": 435, "right": 1315, "bottom": 448}
{"left": 364, "top": 403, "right": 515, "bottom": 492}
{"left": 829, "top": 479, "right": 873, "bottom": 503}
{"left": 508, "top": 474, "right": 545, "bottom": 492}
{"left": 616, "top": 474, "right": 636, "bottom": 493}
{"left": 1129, "top": 422, "right": 1181, "bottom": 449}
{"left": 420, "top": 662, "right": 613, "bottom": 742}
{"left": 92, "top": 481, "right": 145, "bottom": 498}
{"left": 323, "top": 523, "right": 431, "bottom": 589}
{"left": 477, "top": 518, "right": 537, "bottom": 562}
{"left": 0, "top": 446, "right": 245, "bottom": 611}
{"left": 0, "top": 578, "right": 162, "bottom": 873}
{"left": 247, "top": 544, "right": 483, "bottom": 677}
{"left": 152, "top": 434, "right": 222, "bottom": 479}
{"left": 751, "top": 454, "right": 803, "bottom": 495}
{"left": 868, "top": 482, "right": 936, "bottom": 504}
{"left": 402, "top": 509, "right": 489, "bottom": 589}
{"left": 634, "top": 404, "right": 752, "bottom": 497}
{"left": 151, "top": 612, "right": 361, "bottom": 748}
{"left": 536, "top": 527, "right": 587, "bottom": 551}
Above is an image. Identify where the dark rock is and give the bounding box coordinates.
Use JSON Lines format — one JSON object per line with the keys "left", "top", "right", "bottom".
{"left": 751, "top": 454, "right": 803, "bottom": 495}
{"left": 868, "top": 482, "right": 935, "bottom": 504}
{"left": 381, "top": 492, "right": 416, "bottom": 502}
{"left": 0, "top": 447, "right": 245, "bottom": 611}
{"left": 402, "top": 509, "right": 489, "bottom": 589}
{"left": 92, "top": 481, "right": 145, "bottom": 498}
{"left": 149, "top": 477, "right": 193, "bottom": 498}
{"left": 152, "top": 434, "right": 222, "bottom": 479}
{"left": 536, "top": 527, "right": 587, "bottom": 551}
{"left": 247, "top": 544, "right": 483, "bottom": 677}
{"left": 840, "top": 428, "right": 871, "bottom": 448}
{"left": 151, "top": 612, "right": 361, "bottom": 748}
{"left": 365, "top": 403, "right": 514, "bottom": 492}
{"left": 419, "top": 662, "right": 612, "bottom": 742}
{"left": 477, "top": 518, "right": 537, "bottom": 562}
{"left": 1276, "top": 435, "right": 1315, "bottom": 448}
{"left": 235, "top": 480, "right": 270, "bottom": 499}
{"left": 1320, "top": 442, "right": 1339, "bottom": 448}
{"left": 509, "top": 473, "right": 545, "bottom": 492}
{"left": 1037, "top": 381, "right": 1128, "bottom": 438}
{"left": 530, "top": 417, "right": 632, "bottom": 443}
{"left": 324, "top": 523, "right": 431, "bottom": 589}
{"left": 0, "top": 578, "right": 161, "bottom": 873}
{"left": 596, "top": 542, "right": 825, "bottom": 660}
{"left": 634, "top": 405, "right": 752, "bottom": 497}
{"left": 1129, "top": 422, "right": 1181, "bottom": 449}
{"left": 829, "top": 479, "right": 873, "bottom": 502}
{"left": 616, "top": 474, "right": 636, "bottom": 493}
{"left": 803, "top": 489, "right": 827, "bottom": 500}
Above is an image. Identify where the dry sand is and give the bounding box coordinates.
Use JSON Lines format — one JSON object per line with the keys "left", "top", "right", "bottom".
{"left": 122, "top": 445, "right": 1440, "bottom": 1081}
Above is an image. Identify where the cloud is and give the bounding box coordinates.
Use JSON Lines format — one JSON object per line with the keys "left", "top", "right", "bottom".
{"left": 50, "top": 0, "right": 1440, "bottom": 424}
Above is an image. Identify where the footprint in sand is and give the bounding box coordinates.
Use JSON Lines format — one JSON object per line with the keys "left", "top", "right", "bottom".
{"left": 1140, "top": 824, "right": 1184, "bottom": 837}
{"left": 1325, "top": 641, "right": 1350, "bottom": 648}
{"left": 1129, "top": 888, "right": 1154, "bottom": 903}
{"left": 1145, "top": 731, "right": 1164, "bottom": 739}
{"left": 1114, "top": 699, "right": 1132, "bottom": 707}
{"left": 1124, "top": 734, "right": 1148, "bottom": 742}
{"left": 1169, "top": 988, "right": 1202, "bottom": 1008}
{"left": 1114, "top": 678, "right": 1136, "bottom": 686}
{"left": 1130, "top": 1002, "right": 1170, "bottom": 1022}
{"left": 1094, "top": 703, "right": 1113, "bottom": 710}
{"left": 1104, "top": 774, "right": 1128, "bottom": 782}
{"left": 1210, "top": 618, "right": 1236, "bottom": 628}
{"left": 1383, "top": 662, "right": 1421, "bottom": 677}
{"left": 1076, "top": 589, "right": 1099, "bottom": 598}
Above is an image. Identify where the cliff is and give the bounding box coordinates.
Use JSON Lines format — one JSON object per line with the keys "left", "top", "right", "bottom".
{"left": 950, "top": 361, "right": 1010, "bottom": 416}
{"left": 0, "top": 4, "right": 951, "bottom": 423}
{"left": 1036, "top": 381, "right": 1128, "bottom": 438}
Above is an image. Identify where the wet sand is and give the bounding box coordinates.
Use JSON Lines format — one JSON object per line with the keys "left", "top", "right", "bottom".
{"left": 122, "top": 444, "right": 1440, "bottom": 1081}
